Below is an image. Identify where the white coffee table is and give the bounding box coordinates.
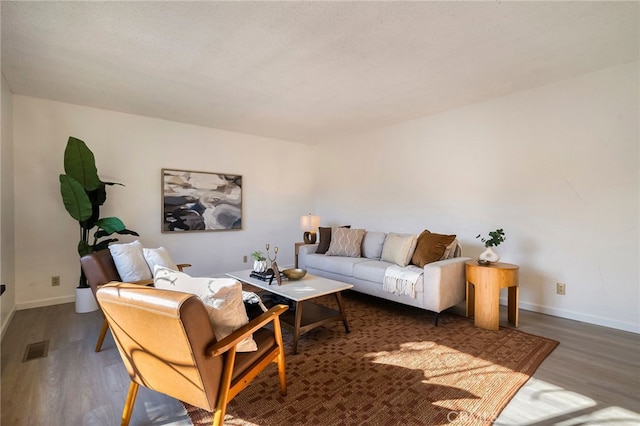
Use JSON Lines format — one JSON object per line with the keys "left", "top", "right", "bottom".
{"left": 226, "top": 269, "right": 353, "bottom": 354}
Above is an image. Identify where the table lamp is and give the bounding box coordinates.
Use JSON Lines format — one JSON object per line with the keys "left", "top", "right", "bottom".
{"left": 300, "top": 214, "right": 320, "bottom": 244}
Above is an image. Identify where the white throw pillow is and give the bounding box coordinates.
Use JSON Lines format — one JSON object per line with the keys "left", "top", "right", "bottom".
{"left": 108, "top": 240, "right": 152, "bottom": 282}
{"left": 143, "top": 247, "right": 179, "bottom": 275}
{"left": 200, "top": 278, "right": 257, "bottom": 352}
{"left": 154, "top": 266, "right": 257, "bottom": 352}
{"left": 381, "top": 233, "right": 418, "bottom": 267}
{"left": 154, "top": 265, "right": 211, "bottom": 295}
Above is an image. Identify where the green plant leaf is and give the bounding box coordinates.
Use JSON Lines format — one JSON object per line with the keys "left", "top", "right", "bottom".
{"left": 93, "top": 228, "right": 139, "bottom": 240}
{"left": 117, "top": 229, "right": 140, "bottom": 236}
{"left": 87, "top": 184, "right": 107, "bottom": 207}
{"left": 93, "top": 239, "right": 119, "bottom": 252}
{"left": 78, "top": 240, "right": 93, "bottom": 257}
{"left": 95, "top": 217, "right": 126, "bottom": 235}
{"left": 64, "top": 137, "right": 101, "bottom": 191}
{"left": 59, "top": 174, "right": 92, "bottom": 222}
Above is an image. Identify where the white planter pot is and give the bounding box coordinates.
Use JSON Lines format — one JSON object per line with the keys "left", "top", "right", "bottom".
{"left": 75, "top": 287, "right": 99, "bottom": 313}
{"left": 479, "top": 246, "right": 500, "bottom": 263}
{"left": 253, "top": 260, "right": 268, "bottom": 273}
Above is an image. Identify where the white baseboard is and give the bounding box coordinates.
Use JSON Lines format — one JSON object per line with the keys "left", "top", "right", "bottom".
{"left": 16, "top": 295, "right": 75, "bottom": 311}
{"left": 500, "top": 297, "right": 640, "bottom": 334}
{"left": 1, "top": 307, "right": 16, "bottom": 341}
{"left": 7, "top": 294, "right": 639, "bottom": 335}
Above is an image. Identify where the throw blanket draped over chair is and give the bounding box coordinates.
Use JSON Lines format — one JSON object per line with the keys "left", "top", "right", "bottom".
{"left": 383, "top": 265, "right": 424, "bottom": 298}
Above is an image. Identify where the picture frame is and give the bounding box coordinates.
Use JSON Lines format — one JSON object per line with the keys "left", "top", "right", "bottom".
{"left": 269, "top": 261, "right": 283, "bottom": 286}
{"left": 162, "top": 168, "right": 242, "bottom": 233}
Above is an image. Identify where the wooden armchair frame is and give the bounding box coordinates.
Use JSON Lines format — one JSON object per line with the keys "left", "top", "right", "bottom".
{"left": 97, "top": 283, "right": 288, "bottom": 426}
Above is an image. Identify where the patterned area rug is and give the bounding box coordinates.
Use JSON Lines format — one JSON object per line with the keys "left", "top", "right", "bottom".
{"left": 184, "top": 291, "right": 558, "bottom": 425}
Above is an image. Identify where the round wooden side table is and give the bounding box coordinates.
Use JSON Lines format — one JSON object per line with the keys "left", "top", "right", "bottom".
{"left": 465, "top": 260, "right": 519, "bottom": 331}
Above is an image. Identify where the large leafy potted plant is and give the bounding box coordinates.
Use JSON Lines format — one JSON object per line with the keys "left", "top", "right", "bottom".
{"left": 59, "top": 137, "right": 138, "bottom": 310}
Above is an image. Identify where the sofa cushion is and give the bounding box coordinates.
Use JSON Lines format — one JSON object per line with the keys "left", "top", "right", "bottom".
{"left": 353, "top": 260, "right": 425, "bottom": 293}
{"left": 361, "top": 231, "right": 387, "bottom": 260}
{"left": 326, "top": 228, "right": 366, "bottom": 257}
{"left": 352, "top": 259, "right": 393, "bottom": 283}
{"left": 381, "top": 233, "right": 417, "bottom": 267}
{"left": 411, "top": 230, "right": 457, "bottom": 267}
{"left": 305, "top": 253, "right": 367, "bottom": 276}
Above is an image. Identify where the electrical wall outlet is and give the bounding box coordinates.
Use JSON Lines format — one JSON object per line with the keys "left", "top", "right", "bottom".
{"left": 243, "top": 255, "right": 248, "bottom": 263}
{"left": 556, "top": 282, "right": 566, "bottom": 295}
{"left": 51, "top": 276, "right": 60, "bottom": 287}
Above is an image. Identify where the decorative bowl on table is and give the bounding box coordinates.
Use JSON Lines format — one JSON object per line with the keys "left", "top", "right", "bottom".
{"left": 282, "top": 268, "right": 307, "bottom": 280}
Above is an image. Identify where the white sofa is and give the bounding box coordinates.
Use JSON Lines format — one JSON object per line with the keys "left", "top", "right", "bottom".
{"left": 298, "top": 231, "right": 471, "bottom": 325}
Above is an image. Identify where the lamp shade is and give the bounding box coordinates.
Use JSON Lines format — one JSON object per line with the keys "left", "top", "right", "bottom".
{"left": 300, "top": 214, "right": 320, "bottom": 231}
{"left": 300, "top": 214, "right": 320, "bottom": 244}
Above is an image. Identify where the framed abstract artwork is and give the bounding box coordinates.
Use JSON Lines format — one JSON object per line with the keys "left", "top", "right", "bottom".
{"left": 161, "top": 168, "right": 242, "bottom": 232}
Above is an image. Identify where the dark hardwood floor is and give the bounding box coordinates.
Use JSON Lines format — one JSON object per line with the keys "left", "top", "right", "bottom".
{"left": 1, "top": 299, "right": 638, "bottom": 425}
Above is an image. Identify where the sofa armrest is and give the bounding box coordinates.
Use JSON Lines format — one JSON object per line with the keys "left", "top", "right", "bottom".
{"left": 422, "top": 257, "right": 472, "bottom": 313}
{"left": 297, "top": 244, "right": 318, "bottom": 270}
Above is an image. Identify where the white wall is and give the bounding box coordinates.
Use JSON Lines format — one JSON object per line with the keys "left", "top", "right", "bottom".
{"left": 316, "top": 62, "right": 639, "bottom": 333}
{"left": 12, "top": 97, "right": 315, "bottom": 309}
{"left": 1, "top": 73, "right": 16, "bottom": 336}
{"left": 9, "top": 62, "right": 639, "bottom": 333}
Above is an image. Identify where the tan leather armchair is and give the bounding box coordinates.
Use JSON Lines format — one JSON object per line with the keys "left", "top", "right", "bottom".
{"left": 80, "top": 249, "right": 191, "bottom": 352}
{"left": 97, "top": 282, "right": 288, "bottom": 426}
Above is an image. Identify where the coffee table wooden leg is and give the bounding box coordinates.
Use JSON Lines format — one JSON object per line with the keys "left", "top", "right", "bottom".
{"left": 334, "top": 292, "right": 350, "bottom": 333}
{"left": 292, "top": 301, "right": 303, "bottom": 355}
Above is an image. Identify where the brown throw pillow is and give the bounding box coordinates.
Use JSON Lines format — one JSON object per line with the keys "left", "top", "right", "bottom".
{"left": 316, "top": 227, "right": 333, "bottom": 254}
{"left": 411, "top": 230, "right": 457, "bottom": 267}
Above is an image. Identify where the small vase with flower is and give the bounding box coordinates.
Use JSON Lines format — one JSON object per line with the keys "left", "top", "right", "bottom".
{"left": 476, "top": 228, "right": 505, "bottom": 265}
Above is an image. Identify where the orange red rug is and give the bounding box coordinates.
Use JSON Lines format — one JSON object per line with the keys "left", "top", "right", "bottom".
{"left": 184, "top": 291, "right": 558, "bottom": 425}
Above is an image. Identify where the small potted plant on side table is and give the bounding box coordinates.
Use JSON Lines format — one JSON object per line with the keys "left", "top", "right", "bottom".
{"left": 476, "top": 228, "right": 505, "bottom": 265}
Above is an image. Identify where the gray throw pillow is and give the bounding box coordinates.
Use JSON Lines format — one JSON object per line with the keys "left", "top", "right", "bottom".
{"left": 361, "top": 232, "right": 387, "bottom": 260}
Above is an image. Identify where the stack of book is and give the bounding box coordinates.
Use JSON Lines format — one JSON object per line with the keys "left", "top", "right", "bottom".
{"left": 250, "top": 270, "right": 285, "bottom": 282}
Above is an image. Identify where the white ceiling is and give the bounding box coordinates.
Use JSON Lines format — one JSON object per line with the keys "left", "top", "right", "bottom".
{"left": 2, "top": 1, "right": 638, "bottom": 144}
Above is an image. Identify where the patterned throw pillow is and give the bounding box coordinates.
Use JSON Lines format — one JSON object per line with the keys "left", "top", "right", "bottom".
{"left": 325, "top": 228, "right": 366, "bottom": 257}
{"left": 316, "top": 225, "right": 351, "bottom": 254}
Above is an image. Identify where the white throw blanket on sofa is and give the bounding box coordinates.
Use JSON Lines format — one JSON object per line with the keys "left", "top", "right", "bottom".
{"left": 383, "top": 265, "right": 424, "bottom": 298}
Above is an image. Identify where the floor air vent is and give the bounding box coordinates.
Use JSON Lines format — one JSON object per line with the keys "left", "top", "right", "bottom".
{"left": 22, "top": 340, "right": 49, "bottom": 362}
